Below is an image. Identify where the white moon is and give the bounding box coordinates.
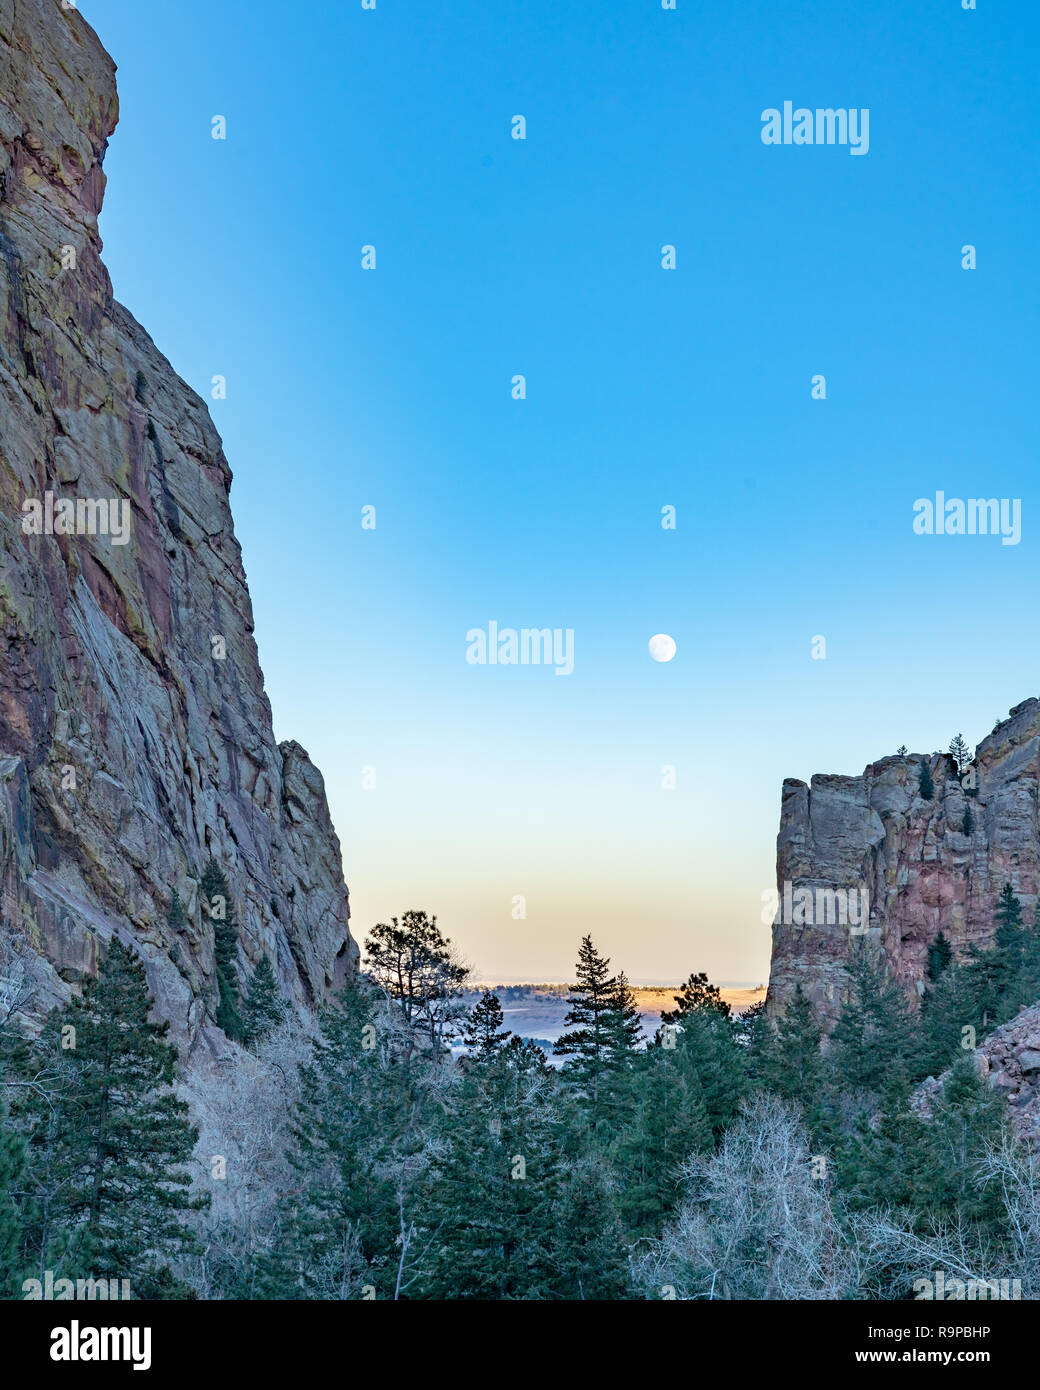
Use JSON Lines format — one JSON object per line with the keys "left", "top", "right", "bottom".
{"left": 648, "top": 633, "right": 676, "bottom": 663}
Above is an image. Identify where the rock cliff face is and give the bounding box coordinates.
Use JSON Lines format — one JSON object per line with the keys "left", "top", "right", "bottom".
{"left": 766, "top": 698, "right": 1040, "bottom": 1025}
{"left": 0, "top": 0, "right": 356, "bottom": 1055}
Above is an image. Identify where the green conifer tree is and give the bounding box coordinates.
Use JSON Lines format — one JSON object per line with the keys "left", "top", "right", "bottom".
{"left": 918, "top": 760, "right": 935, "bottom": 800}
{"left": 949, "top": 734, "right": 971, "bottom": 768}
{"left": 552, "top": 1155, "right": 631, "bottom": 1300}
{"left": 829, "top": 948, "right": 920, "bottom": 1095}
{"left": 0, "top": 1095, "right": 26, "bottom": 1297}
{"left": 757, "top": 987, "right": 831, "bottom": 1145}
{"left": 926, "top": 932, "right": 953, "bottom": 985}
{"left": 410, "top": 1041, "right": 561, "bottom": 1298}
{"left": 660, "top": 970, "right": 731, "bottom": 1024}
{"left": 612, "top": 1043, "right": 713, "bottom": 1236}
{"left": 463, "top": 990, "right": 512, "bottom": 1059}
{"left": 554, "top": 938, "right": 641, "bottom": 1132}
{"left": 267, "top": 978, "right": 431, "bottom": 1299}
{"left": 201, "top": 858, "right": 245, "bottom": 1041}
{"left": 14, "top": 940, "right": 205, "bottom": 1297}
{"left": 240, "top": 956, "right": 285, "bottom": 1046}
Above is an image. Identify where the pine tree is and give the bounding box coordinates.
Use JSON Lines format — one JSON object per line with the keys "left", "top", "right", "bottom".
{"left": 829, "top": 947, "right": 919, "bottom": 1095}
{"left": 1016, "top": 902, "right": 1040, "bottom": 1011}
{"left": 612, "top": 1044, "right": 713, "bottom": 1236}
{"left": 364, "top": 910, "right": 470, "bottom": 1054}
{"left": 13, "top": 940, "right": 205, "bottom": 1297}
{"left": 957, "top": 883, "right": 1029, "bottom": 1033}
{"left": 607, "top": 971, "right": 644, "bottom": 1054}
{"left": 410, "top": 1041, "right": 562, "bottom": 1298}
{"left": 949, "top": 734, "right": 971, "bottom": 768}
{"left": 554, "top": 937, "right": 641, "bottom": 1131}
{"left": 926, "top": 1057, "right": 1007, "bottom": 1228}
{"left": 667, "top": 1006, "right": 746, "bottom": 1142}
{"left": 835, "top": 1061, "right": 935, "bottom": 1213}
{"left": 201, "top": 858, "right": 245, "bottom": 1041}
{"left": 926, "top": 932, "right": 953, "bottom": 985}
{"left": 267, "top": 978, "right": 433, "bottom": 1299}
{"left": 0, "top": 1094, "right": 25, "bottom": 1297}
{"left": 240, "top": 956, "right": 285, "bottom": 1046}
{"left": 918, "top": 760, "right": 935, "bottom": 800}
{"left": 918, "top": 951, "right": 987, "bottom": 1075}
{"left": 168, "top": 890, "right": 186, "bottom": 931}
{"left": 463, "top": 990, "right": 512, "bottom": 1059}
{"left": 660, "top": 970, "right": 731, "bottom": 1024}
{"left": 552, "top": 1155, "right": 631, "bottom": 1300}
{"left": 986, "top": 882, "right": 1026, "bottom": 1022}
{"left": 756, "top": 987, "right": 830, "bottom": 1144}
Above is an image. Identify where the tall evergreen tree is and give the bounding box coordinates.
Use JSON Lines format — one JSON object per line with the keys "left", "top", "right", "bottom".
{"left": 664, "top": 1006, "right": 746, "bottom": 1142}
{"left": 240, "top": 956, "right": 285, "bottom": 1046}
{"left": 554, "top": 938, "right": 641, "bottom": 1130}
{"left": 266, "top": 978, "right": 434, "bottom": 1299}
{"left": 552, "top": 1155, "right": 631, "bottom": 1300}
{"left": 612, "top": 1043, "right": 713, "bottom": 1236}
{"left": 755, "top": 987, "right": 830, "bottom": 1144}
{"left": 835, "top": 1060, "right": 936, "bottom": 1214}
{"left": 948, "top": 733, "right": 971, "bottom": 768}
{"left": 926, "top": 1057, "right": 1007, "bottom": 1228}
{"left": 983, "top": 882, "right": 1026, "bottom": 1023}
{"left": 918, "top": 950, "right": 987, "bottom": 1076}
{"left": 364, "top": 910, "right": 470, "bottom": 1055}
{"left": 829, "top": 948, "right": 919, "bottom": 1095}
{"left": 0, "top": 1095, "right": 25, "bottom": 1297}
{"left": 410, "top": 1041, "right": 561, "bottom": 1298}
{"left": 1016, "top": 901, "right": 1040, "bottom": 1011}
{"left": 201, "top": 859, "right": 245, "bottom": 1041}
{"left": 660, "top": 970, "right": 731, "bottom": 1024}
{"left": 463, "top": 990, "right": 512, "bottom": 1059}
{"left": 926, "top": 932, "right": 953, "bottom": 985}
{"left": 12, "top": 941, "right": 205, "bottom": 1297}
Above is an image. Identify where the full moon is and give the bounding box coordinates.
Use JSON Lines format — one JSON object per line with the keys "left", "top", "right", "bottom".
{"left": 648, "top": 633, "right": 676, "bottom": 663}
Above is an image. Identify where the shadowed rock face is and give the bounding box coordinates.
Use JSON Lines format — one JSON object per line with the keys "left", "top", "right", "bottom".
{"left": 0, "top": 0, "right": 356, "bottom": 1055}
{"left": 767, "top": 698, "right": 1040, "bottom": 1027}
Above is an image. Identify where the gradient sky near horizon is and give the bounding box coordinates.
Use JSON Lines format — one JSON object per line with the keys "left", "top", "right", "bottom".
{"left": 84, "top": 0, "right": 1037, "bottom": 984}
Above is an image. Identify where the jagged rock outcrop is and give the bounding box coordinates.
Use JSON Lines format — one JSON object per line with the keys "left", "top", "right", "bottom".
{"left": 0, "top": 0, "right": 357, "bottom": 1055}
{"left": 767, "top": 698, "right": 1040, "bottom": 1024}
{"left": 917, "top": 1003, "right": 1040, "bottom": 1147}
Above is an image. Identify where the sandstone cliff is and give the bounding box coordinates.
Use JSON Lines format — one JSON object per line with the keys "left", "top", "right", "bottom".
{"left": 767, "top": 698, "right": 1040, "bottom": 1025}
{"left": 0, "top": 0, "right": 357, "bottom": 1055}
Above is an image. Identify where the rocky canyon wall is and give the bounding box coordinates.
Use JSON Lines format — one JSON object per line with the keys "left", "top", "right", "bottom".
{"left": 767, "top": 698, "right": 1040, "bottom": 1025}
{"left": 0, "top": 0, "right": 356, "bottom": 1057}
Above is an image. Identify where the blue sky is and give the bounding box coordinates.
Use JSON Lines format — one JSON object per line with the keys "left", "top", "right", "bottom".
{"left": 87, "top": 0, "right": 1038, "bottom": 983}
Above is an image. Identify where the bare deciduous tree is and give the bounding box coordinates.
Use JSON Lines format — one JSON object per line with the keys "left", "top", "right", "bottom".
{"left": 635, "top": 1096, "right": 865, "bottom": 1300}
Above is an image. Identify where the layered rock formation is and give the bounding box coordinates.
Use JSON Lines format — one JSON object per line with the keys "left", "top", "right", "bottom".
{"left": 0, "top": 0, "right": 356, "bottom": 1055}
{"left": 767, "top": 698, "right": 1040, "bottom": 1024}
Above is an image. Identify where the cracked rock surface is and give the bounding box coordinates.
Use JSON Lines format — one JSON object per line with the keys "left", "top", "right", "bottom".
{"left": 0, "top": 0, "right": 357, "bottom": 1058}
